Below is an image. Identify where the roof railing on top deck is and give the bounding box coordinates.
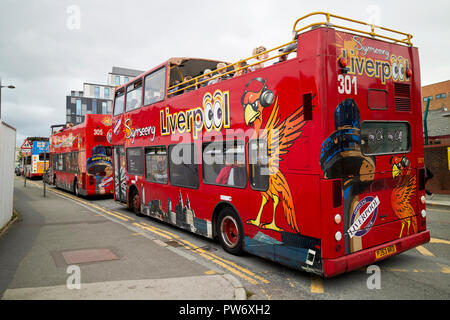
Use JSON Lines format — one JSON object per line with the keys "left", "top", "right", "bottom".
{"left": 167, "top": 39, "right": 297, "bottom": 97}
{"left": 292, "top": 12, "right": 413, "bottom": 46}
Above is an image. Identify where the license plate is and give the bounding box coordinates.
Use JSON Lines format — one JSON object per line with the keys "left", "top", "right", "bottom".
{"left": 375, "top": 245, "right": 397, "bottom": 259}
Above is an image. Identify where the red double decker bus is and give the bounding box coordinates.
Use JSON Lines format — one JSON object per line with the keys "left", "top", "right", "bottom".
{"left": 111, "top": 12, "right": 429, "bottom": 277}
{"left": 49, "top": 114, "right": 114, "bottom": 197}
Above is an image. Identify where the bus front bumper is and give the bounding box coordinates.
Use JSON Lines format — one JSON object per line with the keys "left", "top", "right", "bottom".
{"left": 322, "top": 230, "right": 430, "bottom": 278}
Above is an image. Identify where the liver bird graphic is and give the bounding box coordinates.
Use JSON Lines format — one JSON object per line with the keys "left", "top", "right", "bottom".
{"left": 390, "top": 155, "right": 417, "bottom": 238}
{"left": 242, "top": 78, "right": 309, "bottom": 233}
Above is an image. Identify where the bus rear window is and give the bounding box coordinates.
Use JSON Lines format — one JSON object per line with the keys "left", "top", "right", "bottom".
{"left": 361, "top": 121, "right": 410, "bottom": 155}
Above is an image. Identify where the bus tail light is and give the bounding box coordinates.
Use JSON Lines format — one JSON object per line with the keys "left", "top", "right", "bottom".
{"left": 335, "top": 231, "right": 342, "bottom": 241}
{"left": 406, "top": 68, "right": 413, "bottom": 78}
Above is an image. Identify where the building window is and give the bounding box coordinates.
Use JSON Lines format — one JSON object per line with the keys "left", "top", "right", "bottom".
{"left": 76, "top": 99, "right": 82, "bottom": 115}
{"left": 94, "top": 86, "right": 100, "bottom": 98}
{"left": 115, "top": 76, "right": 120, "bottom": 86}
{"left": 102, "top": 101, "right": 107, "bottom": 114}
{"left": 92, "top": 100, "right": 97, "bottom": 114}
{"left": 104, "top": 87, "right": 110, "bottom": 99}
{"left": 124, "top": 77, "right": 129, "bottom": 84}
{"left": 436, "top": 93, "right": 446, "bottom": 99}
{"left": 423, "top": 96, "right": 432, "bottom": 102}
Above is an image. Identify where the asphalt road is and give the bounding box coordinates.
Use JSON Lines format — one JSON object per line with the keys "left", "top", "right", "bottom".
{"left": 4, "top": 177, "right": 450, "bottom": 300}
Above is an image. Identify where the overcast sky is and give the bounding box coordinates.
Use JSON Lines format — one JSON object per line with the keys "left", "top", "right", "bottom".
{"left": 1, "top": 0, "right": 449, "bottom": 145}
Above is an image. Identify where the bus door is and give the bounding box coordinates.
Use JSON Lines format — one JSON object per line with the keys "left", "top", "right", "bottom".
{"left": 114, "top": 146, "right": 127, "bottom": 202}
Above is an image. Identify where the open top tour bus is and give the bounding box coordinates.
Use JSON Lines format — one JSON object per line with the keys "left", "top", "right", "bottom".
{"left": 49, "top": 114, "right": 114, "bottom": 197}
{"left": 110, "top": 12, "right": 429, "bottom": 277}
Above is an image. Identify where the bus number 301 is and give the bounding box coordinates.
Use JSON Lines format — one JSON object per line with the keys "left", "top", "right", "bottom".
{"left": 338, "top": 75, "right": 357, "bottom": 95}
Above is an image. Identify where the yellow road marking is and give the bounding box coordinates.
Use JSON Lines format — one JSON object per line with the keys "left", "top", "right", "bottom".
{"left": 27, "top": 181, "right": 130, "bottom": 222}
{"left": 22, "top": 181, "right": 270, "bottom": 285}
{"left": 204, "top": 270, "right": 217, "bottom": 275}
{"left": 310, "top": 275, "right": 324, "bottom": 293}
{"left": 133, "top": 223, "right": 172, "bottom": 240}
{"left": 416, "top": 245, "right": 434, "bottom": 257}
{"left": 131, "top": 232, "right": 144, "bottom": 236}
{"left": 430, "top": 238, "right": 450, "bottom": 245}
{"left": 440, "top": 265, "right": 450, "bottom": 274}
{"left": 178, "top": 238, "right": 270, "bottom": 284}
{"left": 112, "top": 210, "right": 135, "bottom": 221}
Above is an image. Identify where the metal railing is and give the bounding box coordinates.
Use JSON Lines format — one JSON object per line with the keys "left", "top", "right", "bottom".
{"left": 167, "top": 40, "right": 297, "bottom": 96}
{"left": 292, "top": 12, "right": 413, "bottom": 46}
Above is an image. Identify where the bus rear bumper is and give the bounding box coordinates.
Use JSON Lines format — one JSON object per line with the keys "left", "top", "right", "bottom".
{"left": 322, "top": 230, "right": 430, "bottom": 278}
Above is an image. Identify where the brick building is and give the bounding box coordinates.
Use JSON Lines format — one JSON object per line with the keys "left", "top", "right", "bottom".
{"left": 422, "top": 79, "right": 450, "bottom": 112}
{"left": 422, "top": 80, "right": 450, "bottom": 194}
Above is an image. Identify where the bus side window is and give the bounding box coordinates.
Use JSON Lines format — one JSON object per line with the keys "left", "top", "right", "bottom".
{"left": 126, "top": 147, "right": 144, "bottom": 176}
{"left": 125, "top": 80, "right": 143, "bottom": 113}
{"left": 144, "top": 67, "right": 166, "bottom": 106}
{"left": 202, "top": 140, "right": 246, "bottom": 188}
{"left": 168, "top": 143, "right": 199, "bottom": 189}
{"left": 145, "top": 146, "right": 168, "bottom": 184}
{"left": 248, "top": 139, "right": 269, "bottom": 191}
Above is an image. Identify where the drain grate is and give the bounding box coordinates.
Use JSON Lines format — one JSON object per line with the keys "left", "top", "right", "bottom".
{"left": 61, "top": 248, "right": 119, "bottom": 265}
{"left": 165, "top": 240, "right": 183, "bottom": 248}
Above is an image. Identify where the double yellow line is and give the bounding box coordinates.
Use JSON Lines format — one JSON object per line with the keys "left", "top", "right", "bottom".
{"left": 134, "top": 221, "right": 270, "bottom": 285}
{"left": 23, "top": 179, "right": 270, "bottom": 285}
{"left": 25, "top": 180, "right": 133, "bottom": 222}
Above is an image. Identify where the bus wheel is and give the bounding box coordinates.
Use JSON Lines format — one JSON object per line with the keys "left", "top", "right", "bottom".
{"left": 74, "top": 180, "right": 79, "bottom": 197}
{"left": 218, "top": 208, "right": 244, "bottom": 255}
{"left": 130, "top": 188, "right": 144, "bottom": 217}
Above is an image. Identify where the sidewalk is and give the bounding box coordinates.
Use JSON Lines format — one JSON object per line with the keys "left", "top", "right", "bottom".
{"left": 0, "top": 178, "right": 246, "bottom": 300}
{"left": 426, "top": 193, "right": 450, "bottom": 210}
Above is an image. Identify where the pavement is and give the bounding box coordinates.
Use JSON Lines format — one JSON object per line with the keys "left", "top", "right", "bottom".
{"left": 426, "top": 193, "right": 450, "bottom": 210}
{"left": 0, "top": 178, "right": 246, "bottom": 300}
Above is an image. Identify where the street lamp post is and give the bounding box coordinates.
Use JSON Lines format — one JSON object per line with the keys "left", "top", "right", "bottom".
{"left": 0, "top": 78, "right": 16, "bottom": 120}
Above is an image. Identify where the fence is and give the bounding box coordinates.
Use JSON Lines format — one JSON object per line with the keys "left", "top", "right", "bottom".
{"left": 424, "top": 143, "right": 450, "bottom": 195}
{"left": 0, "top": 121, "right": 16, "bottom": 229}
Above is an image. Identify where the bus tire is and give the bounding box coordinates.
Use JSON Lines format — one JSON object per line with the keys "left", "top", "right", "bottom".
{"left": 129, "top": 187, "right": 144, "bottom": 217}
{"left": 73, "top": 179, "right": 79, "bottom": 197}
{"left": 218, "top": 208, "right": 244, "bottom": 255}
